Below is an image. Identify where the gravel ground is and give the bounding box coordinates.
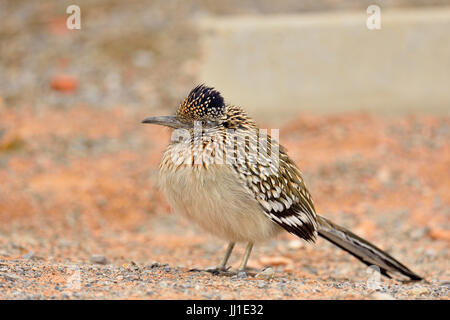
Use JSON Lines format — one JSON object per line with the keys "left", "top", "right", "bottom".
{"left": 0, "top": 0, "right": 449, "bottom": 300}
{"left": 0, "top": 259, "right": 448, "bottom": 300}
{"left": 0, "top": 213, "right": 448, "bottom": 300}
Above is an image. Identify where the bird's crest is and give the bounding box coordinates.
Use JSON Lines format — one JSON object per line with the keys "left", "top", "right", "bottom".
{"left": 177, "top": 85, "right": 225, "bottom": 120}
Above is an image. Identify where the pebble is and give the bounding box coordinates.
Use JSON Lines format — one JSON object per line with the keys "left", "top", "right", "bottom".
{"left": 287, "top": 239, "right": 304, "bottom": 250}
{"left": 409, "top": 228, "right": 427, "bottom": 240}
{"left": 147, "top": 262, "right": 161, "bottom": 269}
{"left": 408, "top": 287, "right": 429, "bottom": 296}
{"left": 22, "top": 251, "right": 35, "bottom": 260}
{"left": 303, "top": 266, "right": 318, "bottom": 275}
{"left": 371, "top": 292, "right": 395, "bottom": 300}
{"left": 50, "top": 74, "right": 78, "bottom": 93}
{"left": 255, "top": 267, "right": 275, "bottom": 280}
{"left": 129, "top": 261, "right": 139, "bottom": 271}
{"left": 1, "top": 273, "right": 20, "bottom": 281}
{"left": 61, "top": 292, "right": 70, "bottom": 299}
{"left": 0, "top": 251, "right": 9, "bottom": 257}
{"left": 237, "top": 271, "right": 247, "bottom": 279}
{"left": 259, "top": 256, "right": 293, "bottom": 267}
{"left": 424, "top": 250, "right": 436, "bottom": 257}
{"left": 257, "top": 281, "right": 267, "bottom": 288}
{"left": 90, "top": 255, "right": 108, "bottom": 265}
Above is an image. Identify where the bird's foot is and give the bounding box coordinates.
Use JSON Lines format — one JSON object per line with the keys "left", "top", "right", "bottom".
{"left": 188, "top": 266, "right": 258, "bottom": 277}
{"left": 188, "top": 266, "right": 231, "bottom": 276}
{"left": 200, "top": 266, "right": 228, "bottom": 275}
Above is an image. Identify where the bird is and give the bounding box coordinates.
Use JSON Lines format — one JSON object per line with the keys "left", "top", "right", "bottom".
{"left": 142, "top": 84, "right": 422, "bottom": 281}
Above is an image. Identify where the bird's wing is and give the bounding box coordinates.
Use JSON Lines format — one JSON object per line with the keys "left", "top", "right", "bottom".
{"left": 230, "top": 135, "right": 318, "bottom": 242}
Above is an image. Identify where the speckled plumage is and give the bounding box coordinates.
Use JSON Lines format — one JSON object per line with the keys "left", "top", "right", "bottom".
{"left": 160, "top": 85, "right": 318, "bottom": 243}
{"left": 176, "top": 84, "right": 225, "bottom": 121}
{"left": 145, "top": 85, "right": 422, "bottom": 280}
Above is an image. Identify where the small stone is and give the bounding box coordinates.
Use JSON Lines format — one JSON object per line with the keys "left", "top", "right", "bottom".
{"left": 50, "top": 74, "right": 78, "bottom": 93}
{"left": 433, "top": 196, "right": 441, "bottom": 207}
{"left": 429, "top": 229, "right": 450, "bottom": 241}
{"left": 1, "top": 273, "right": 20, "bottom": 281}
{"left": 256, "top": 267, "right": 275, "bottom": 280}
{"left": 90, "top": 255, "right": 108, "bottom": 265}
{"left": 303, "top": 266, "right": 318, "bottom": 275}
{"left": 257, "top": 280, "right": 267, "bottom": 288}
{"left": 237, "top": 271, "right": 247, "bottom": 279}
{"left": 132, "top": 50, "right": 153, "bottom": 68}
{"left": 287, "top": 240, "right": 304, "bottom": 250}
{"left": 130, "top": 261, "right": 140, "bottom": 271}
{"left": 146, "top": 262, "right": 160, "bottom": 269}
{"left": 259, "top": 256, "right": 293, "bottom": 267}
{"left": 146, "top": 290, "right": 154, "bottom": 296}
{"left": 376, "top": 167, "right": 391, "bottom": 183}
{"left": 409, "top": 228, "right": 427, "bottom": 240}
{"left": 22, "top": 251, "right": 35, "bottom": 260}
{"left": 408, "top": 287, "right": 429, "bottom": 296}
{"left": 0, "top": 251, "right": 10, "bottom": 257}
{"left": 371, "top": 292, "right": 395, "bottom": 300}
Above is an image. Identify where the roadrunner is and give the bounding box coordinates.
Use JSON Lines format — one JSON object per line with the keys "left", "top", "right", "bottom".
{"left": 142, "top": 85, "right": 422, "bottom": 281}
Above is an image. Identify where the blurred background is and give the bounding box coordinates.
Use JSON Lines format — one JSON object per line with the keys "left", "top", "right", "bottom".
{"left": 0, "top": 0, "right": 448, "bottom": 299}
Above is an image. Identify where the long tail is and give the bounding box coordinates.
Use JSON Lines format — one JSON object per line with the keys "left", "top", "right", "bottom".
{"left": 317, "top": 215, "right": 422, "bottom": 281}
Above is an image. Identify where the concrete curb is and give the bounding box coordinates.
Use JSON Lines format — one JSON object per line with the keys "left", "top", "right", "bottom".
{"left": 197, "top": 7, "right": 450, "bottom": 122}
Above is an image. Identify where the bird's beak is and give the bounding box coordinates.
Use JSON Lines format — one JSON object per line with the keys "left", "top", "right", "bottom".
{"left": 141, "top": 116, "right": 189, "bottom": 129}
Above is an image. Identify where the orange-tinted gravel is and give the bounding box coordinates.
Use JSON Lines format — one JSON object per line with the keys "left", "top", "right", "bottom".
{"left": 0, "top": 0, "right": 448, "bottom": 300}
{"left": 0, "top": 107, "right": 448, "bottom": 299}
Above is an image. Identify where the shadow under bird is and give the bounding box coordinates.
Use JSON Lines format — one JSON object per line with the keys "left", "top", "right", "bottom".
{"left": 142, "top": 85, "right": 422, "bottom": 281}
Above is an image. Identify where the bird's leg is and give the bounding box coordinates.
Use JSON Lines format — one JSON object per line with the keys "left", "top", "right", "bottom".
{"left": 217, "top": 242, "right": 235, "bottom": 271}
{"left": 189, "top": 242, "right": 235, "bottom": 275}
{"left": 238, "top": 242, "right": 254, "bottom": 272}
